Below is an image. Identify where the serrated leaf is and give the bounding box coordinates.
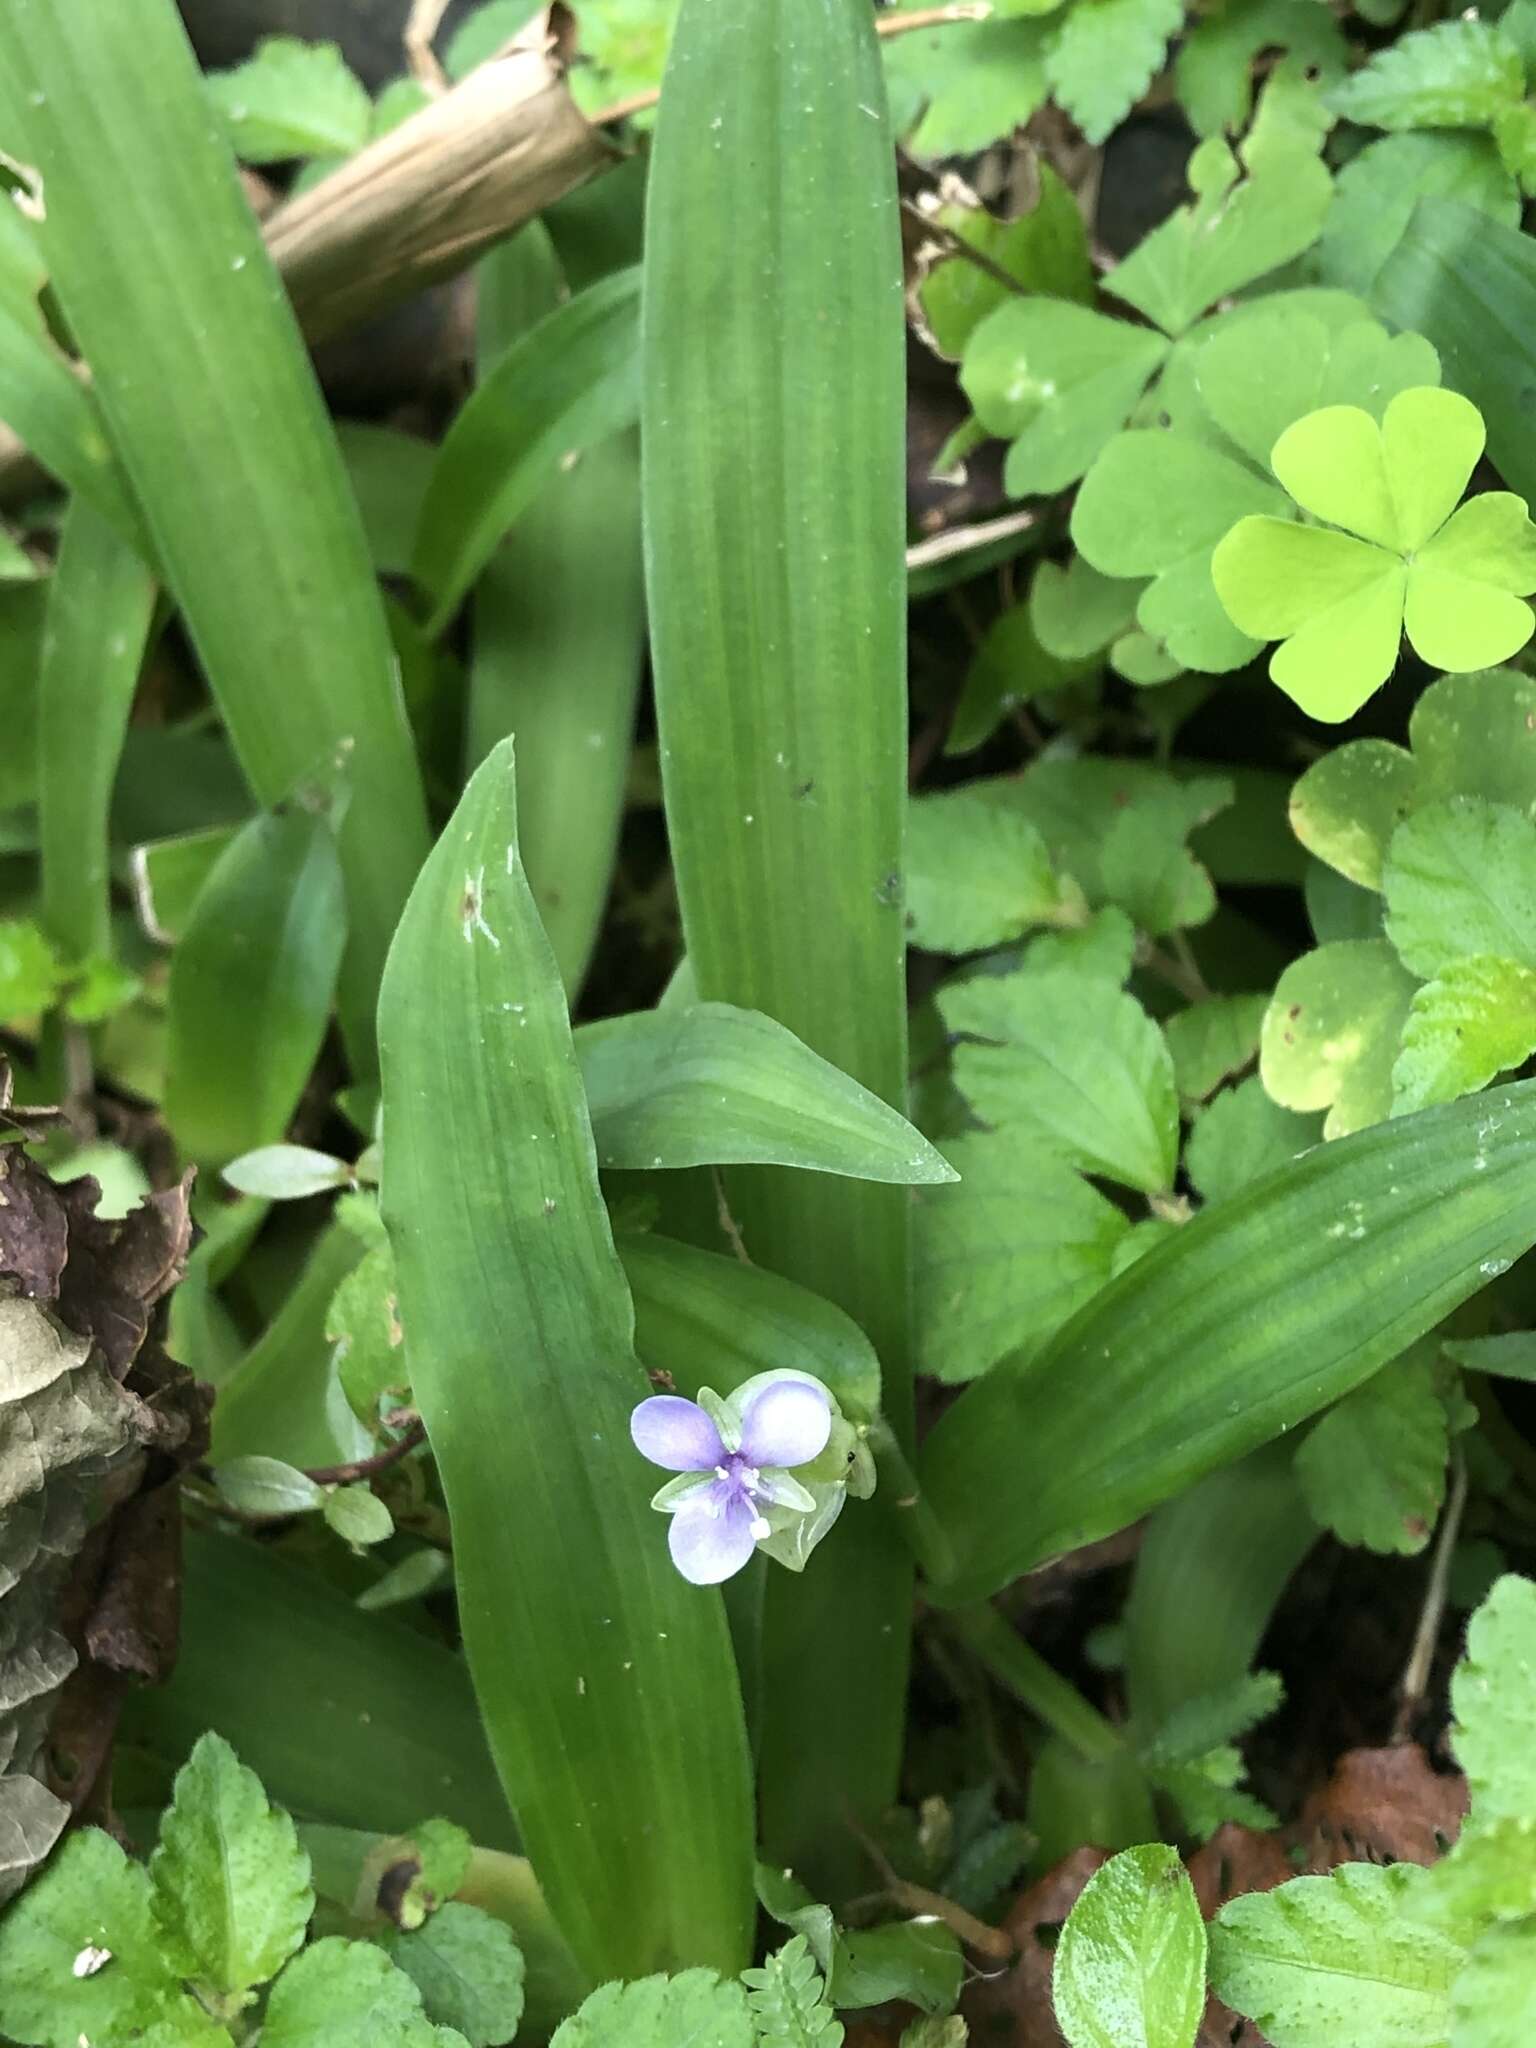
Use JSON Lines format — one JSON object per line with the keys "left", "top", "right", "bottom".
{"left": 205, "top": 36, "right": 372, "bottom": 163}
{"left": 1073, "top": 431, "right": 1281, "bottom": 673}
{"left": 961, "top": 300, "right": 1169, "bottom": 495}
{"left": 0, "top": 1829, "right": 231, "bottom": 2048}
{"left": 262, "top": 1937, "right": 469, "bottom": 2047}
{"left": 325, "top": 1485, "right": 396, "bottom": 1550}
{"left": 1043, "top": 0, "right": 1183, "bottom": 145}
{"left": 213, "top": 1456, "right": 325, "bottom": 1519}
{"left": 1451, "top": 1921, "right": 1536, "bottom": 2048}
{"left": 1099, "top": 779, "right": 1233, "bottom": 935}
{"left": 1330, "top": 19, "right": 1524, "bottom": 132}
{"left": 1210, "top": 1862, "right": 1464, "bottom": 2048}
{"left": 917, "top": 170, "right": 1092, "bottom": 360}
{"left": 380, "top": 1904, "right": 526, "bottom": 2048}
{"left": 0, "top": 919, "right": 64, "bottom": 1022}
{"left": 1261, "top": 939, "right": 1419, "bottom": 1139}
{"left": 883, "top": 13, "right": 1049, "bottom": 157}
{"left": 1187, "top": 1076, "right": 1321, "bottom": 1204}
{"left": 1383, "top": 798, "right": 1536, "bottom": 979}
{"left": 549, "top": 1968, "right": 755, "bottom": 2048}
{"left": 1393, "top": 955, "right": 1536, "bottom": 1113}
{"left": 1052, "top": 1843, "right": 1206, "bottom": 2048}
{"left": 1450, "top": 1573, "right": 1536, "bottom": 1826}
{"left": 941, "top": 970, "right": 1179, "bottom": 1192}
{"left": 1318, "top": 133, "right": 1518, "bottom": 298}
{"left": 1148, "top": 1752, "right": 1277, "bottom": 1840}
{"left": 1416, "top": 1816, "right": 1536, "bottom": 1930}
{"left": 574, "top": 1002, "right": 954, "bottom": 1181}
{"left": 913, "top": 1131, "right": 1130, "bottom": 1383}
{"left": 1295, "top": 1345, "right": 1450, "bottom": 1554}
{"left": 1165, "top": 995, "right": 1269, "bottom": 1103}
{"left": 906, "top": 790, "right": 1079, "bottom": 953}
{"left": 148, "top": 1731, "right": 313, "bottom": 2001}
{"left": 1175, "top": 0, "right": 1348, "bottom": 136}
{"left": 1106, "top": 76, "right": 1333, "bottom": 338}
{"left": 743, "top": 1934, "right": 844, "bottom": 2048}
{"left": 1140, "top": 1672, "right": 1284, "bottom": 1768}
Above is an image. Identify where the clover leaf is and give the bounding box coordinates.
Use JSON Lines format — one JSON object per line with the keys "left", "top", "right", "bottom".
{"left": 1072, "top": 297, "right": 1440, "bottom": 673}
{"left": 1213, "top": 387, "right": 1536, "bottom": 721}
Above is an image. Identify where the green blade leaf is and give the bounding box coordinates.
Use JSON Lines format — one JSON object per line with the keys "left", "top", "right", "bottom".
{"left": 621, "top": 1228, "right": 881, "bottom": 1422}
{"left": 378, "top": 741, "right": 753, "bottom": 1978}
{"left": 577, "top": 1002, "right": 954, "bottom": 1181}
{"left": 1374, "top": 200, "right": 1536, "bottom": 506}
{"left": 163, "top": 798, "right": 346, "bottom": 1169}
{"left": 0, "top": 0, "right": 430, "bottom": 1065}
{"left": 148, "top": 1731, "right": 313, "bottom": 2001}
{"left": 412, "top": 269, "right": 641, "bottom": 636}
{"left": 1052, "top": 1844, "right": 1207, "bottom": 2048}
{"left": 921, "top": 1080, "right": 1536, "bottom": 1605}
{"left": 37, "top": 497, "right": 158, "bottom": 964}
{"left": 642, "top": 0, "right": 914, "bottom": 1889}
{"left": 121, "top": 1530, "right": 515, "bottom": 1847}
{"left": 1210, "top": 1864, "right": 1463, "bottom": 2048}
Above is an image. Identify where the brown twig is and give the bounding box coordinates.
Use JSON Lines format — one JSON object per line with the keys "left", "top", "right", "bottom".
{"left": 849, "top": 1816, "right": 1015, "bottom": 1963}
{"left": 1393, "top": 1449, "right": 1468, "bottom": 1742}
{"left": 304, "top": 1423, "right": 428, "bottom": 1489}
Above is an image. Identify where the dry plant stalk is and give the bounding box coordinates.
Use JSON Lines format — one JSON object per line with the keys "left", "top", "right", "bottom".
{"left": 267, "top": 6, "right": 614, "bottom": 346}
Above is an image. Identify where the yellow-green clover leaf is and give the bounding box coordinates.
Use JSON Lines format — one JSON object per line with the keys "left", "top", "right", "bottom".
{"left": 1212, "top": 387, "right": 1536, "bottom": 721}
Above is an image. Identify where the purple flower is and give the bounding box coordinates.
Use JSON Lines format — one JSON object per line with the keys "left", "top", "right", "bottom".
{"left": 630, "top": 1376, "right": 833, "bottom": 1584}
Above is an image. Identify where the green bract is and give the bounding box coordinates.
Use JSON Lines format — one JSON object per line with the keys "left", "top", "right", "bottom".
{"left": 1213, "top": 387, "right": 1536, "bottom": 720}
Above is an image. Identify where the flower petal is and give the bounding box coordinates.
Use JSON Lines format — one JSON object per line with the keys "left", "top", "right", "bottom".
{"left": 630, "top": 1395, "right": 725, "bottom": 1471}
{"left": 668, "top": 1494, "right": 759, "bottom": 1584}
{"left": 738, "top": 1378, "right": 832, "bottom": 1470}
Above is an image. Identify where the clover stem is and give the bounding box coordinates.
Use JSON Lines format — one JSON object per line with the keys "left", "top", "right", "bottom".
{"left": 948, "top": 1602, "right": 1124, "bottom": 1765}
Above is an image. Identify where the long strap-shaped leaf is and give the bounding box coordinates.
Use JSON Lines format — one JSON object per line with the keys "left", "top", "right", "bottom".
{"left": 38, "top": 498, "right": 157, "bottom": 964}
{"left": 0, "top": 1, "right": 428, "bottom": 1066}
{"left": 378, "top": 739, "right": 753, "bottom": 1981}
{"left": 921, "top": 1082, "right": 1536, "bottom": 1607}
{"left": 643, "top": 0, "right": 913, "bottom": 1888}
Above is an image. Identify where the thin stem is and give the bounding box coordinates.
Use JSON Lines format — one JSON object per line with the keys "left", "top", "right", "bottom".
{"left": 304, "top": 1422, "right": 427, "bottom": 1488}
{"left": 867, "top": 1416, "right": 957, "bottom": 1586}
{"left": 1393, "top": 1449, "right": 1468, "bottom": 1742}
{"left": 949, "top": 1602, "right": 1124, "bottom": 1764}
